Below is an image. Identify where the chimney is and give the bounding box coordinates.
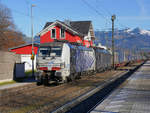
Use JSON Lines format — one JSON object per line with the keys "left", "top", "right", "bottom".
{"left": 64, "top": 19, "right": 71, "bottom": 26}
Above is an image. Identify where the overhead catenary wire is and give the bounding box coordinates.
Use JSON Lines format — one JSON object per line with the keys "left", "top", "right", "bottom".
{"left": 94, "top": 0, "right": 130, "bottom": 30}
{"left": 11, "top": 0, "right": 52, "bottom": 36}
{"left": 81, "top": 0, "right": 129, "bottom": 36}
{"left": 81, "top": 0, "right": 109, "bottom": 21}
{"left": 82, "top": 0, "right": 138, "bottom": 59}
{"left": 23, "top": 0, "right": 31, "bottom": 16}
{"left": 81, "top": 0, "right": 112, "bottom": 46}
{"left": 11, "top": 7, "right": 45, "bottom": 34}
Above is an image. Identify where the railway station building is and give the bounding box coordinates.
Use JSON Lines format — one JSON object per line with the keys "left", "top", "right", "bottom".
{"left": 37, "top": 20, "right": 95, "bottom": 47}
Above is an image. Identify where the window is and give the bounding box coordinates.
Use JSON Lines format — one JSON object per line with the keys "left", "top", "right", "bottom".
{"left": 60, "top": 28, "right": 65, "bottom": 39}
{"left": 39, "top": 47, "right": 50, "bottom": 57}
{"left": 39, "top": 46, "right": 62, "bottom": 57}
{"left": 51, "top": 29, "right": 56, "bottom": 39}
{"left": 50, "top": 46, "right": 62, "bottom": 57}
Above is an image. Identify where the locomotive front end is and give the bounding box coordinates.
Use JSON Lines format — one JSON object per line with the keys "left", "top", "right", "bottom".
{"left": 36, "top": 42, "right": 68, "bottom": 85}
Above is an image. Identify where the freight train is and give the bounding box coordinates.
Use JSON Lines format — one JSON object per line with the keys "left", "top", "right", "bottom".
{"left": 35, "top": 41, "right": 145, "bottom": 85}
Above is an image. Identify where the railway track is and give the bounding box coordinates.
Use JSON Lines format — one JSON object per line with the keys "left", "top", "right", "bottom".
{"left": 64, "top": 61, "right": 145, "bottom": 113}
{"left": 0, "top": 62, "right": 144, "bottom": 113}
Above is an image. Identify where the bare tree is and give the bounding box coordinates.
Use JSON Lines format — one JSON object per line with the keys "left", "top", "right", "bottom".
{"left": 0, "top": 3, "right": 25, "bottom": 51}
{"left": 0, "top": 3, "right": 14, "bottom": 30}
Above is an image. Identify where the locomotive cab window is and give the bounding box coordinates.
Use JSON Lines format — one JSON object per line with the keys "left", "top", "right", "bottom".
{"left": 50, "top": 46, "right": 62, "bottom": 57}
{"left": 39, "top": 47, "right": 50, "bottom": 57}
{"left": 39, "top": 46, "right": 62, "bottom": 57}
{"left": 51, "top": 29, "right": 56, "bottom": 39}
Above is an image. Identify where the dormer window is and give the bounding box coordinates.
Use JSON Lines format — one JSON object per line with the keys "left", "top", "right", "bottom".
{"left": 51, "top": 29, "right": 56, "bottom": 39}
{"left": 60, "top": 28, "right": 65, "bottom": 39}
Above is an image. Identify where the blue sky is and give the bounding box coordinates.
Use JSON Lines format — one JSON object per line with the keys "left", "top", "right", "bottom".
{"left": 1, "top": 0, "right": 150, "bottom": 37}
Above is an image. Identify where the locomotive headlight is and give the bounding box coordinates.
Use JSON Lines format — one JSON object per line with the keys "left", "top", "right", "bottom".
{"left": 60, "top": 62, "right": 65, "bottom": 68}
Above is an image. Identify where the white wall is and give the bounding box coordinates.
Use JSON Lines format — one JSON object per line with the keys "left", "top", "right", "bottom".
{"left": 84, "top": 30, "right": 92, "bottom": 41}
{"left": 21, "top": 54, "right": 36, "bottom": 71}
{"left": 0, "top": 51, "right": 21, "bottom": 81}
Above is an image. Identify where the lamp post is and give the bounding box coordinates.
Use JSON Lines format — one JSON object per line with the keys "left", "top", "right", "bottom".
{"left": 111, "top": 15, "right": 116, "bottom": 69}
{"left": 31, "top": 4, "right": 35, "bottom": 77}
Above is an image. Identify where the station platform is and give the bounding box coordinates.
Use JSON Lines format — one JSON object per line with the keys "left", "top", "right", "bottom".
{"left": 90, "top": 61, "right": 150, "bottom": 113}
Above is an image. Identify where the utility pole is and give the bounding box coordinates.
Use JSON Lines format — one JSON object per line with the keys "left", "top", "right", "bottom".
{"left": 111, "top": 15, "right": 116, "bottom": 69}
{"left": 31, "top": 4, "right": 35, "bottom": 77}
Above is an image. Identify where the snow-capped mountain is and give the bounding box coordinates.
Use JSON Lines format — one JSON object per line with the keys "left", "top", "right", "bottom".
{"left": 94, "top": 27, "right": 150, "bottom": 52}
{"left": 125, "top": 27, "right": 150, "bottom": 36}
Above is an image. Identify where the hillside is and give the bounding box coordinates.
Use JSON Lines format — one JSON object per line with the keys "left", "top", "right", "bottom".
{"left": 94, "top": 27, "right": 150, "bottom": 52}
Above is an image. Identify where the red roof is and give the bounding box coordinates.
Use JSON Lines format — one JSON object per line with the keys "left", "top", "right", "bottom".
{"left": 10, "top": 43, "right": 39, "bottom": 54}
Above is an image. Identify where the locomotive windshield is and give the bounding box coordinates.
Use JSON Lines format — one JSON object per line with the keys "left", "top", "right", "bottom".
{"left": 39, "top": 46, "right": 62, "bottom": 57}
{"left": 50, "top": 46, "right": 62, "bottom": 56}
{"left": 39, "top": 47, "right": 50, "bottom": 57}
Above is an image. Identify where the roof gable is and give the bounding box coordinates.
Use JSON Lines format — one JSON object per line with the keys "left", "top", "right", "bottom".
{"left": 38, "top": 20, "right": 93, "bottom": 37}
{"left": 43, "top": 22, "right": 53, "bottom": 29}
{"left": 70, "top": 21, "right": 91, "bottom": 35}
{"left": 37, "top": 20, "right": 82, "bottom": 37}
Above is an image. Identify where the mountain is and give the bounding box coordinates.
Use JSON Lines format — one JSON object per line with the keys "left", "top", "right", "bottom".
{"left": 130, "top": 27, "right": 150, "bottom": 36}
{"left": 23, "top": 36, "right": 40, "bottom": 44}
{"left": 94, "top": 27, "right": 150, "bottom": 52}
